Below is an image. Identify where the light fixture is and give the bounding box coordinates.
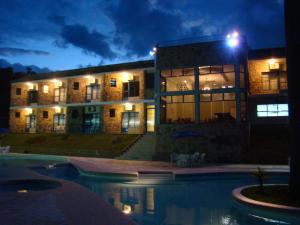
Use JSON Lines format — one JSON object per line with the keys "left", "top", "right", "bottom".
{"left": 124, "top": 103, "right": 133, "bottom": 111}
{"left": 25, "top": 108, "right": 32, "bottom": 115}
{"left": 26, "top": 82, "right": 34, "bottom": 89}
{"left": 52, "top": 79, "right": 62, "bottom": 87}
{"left": 226, "top": 31, "right": 240, "bottom": 48}
{"left": 17, "top": 189, "right": 28, "bottom": 193}
{"left": 184, "top": 80, "right": 187, "bottom": 84}
{"left": 268, "top": 58, "right": 280, "bottom": 70}
{"left": 121, "top": 72, "right": 132, "bottom": 82}
{"left": 203, "top": 87, "right": 211, "bottom": 91}
{"left": 149, "top": 46, "right": 157, "bottom": 56}
{"left": 122, "top": 205, "right": 132, "bottom": 215}
{"left": 54, "top": 106, "right": 61, "bottom": 113}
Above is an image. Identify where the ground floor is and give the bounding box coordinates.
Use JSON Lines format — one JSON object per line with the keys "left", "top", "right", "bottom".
{"left": 9, "top": 102, "right": 156, "bottom": 134}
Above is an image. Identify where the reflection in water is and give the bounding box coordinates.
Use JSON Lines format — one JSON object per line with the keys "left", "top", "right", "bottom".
{"left": 74, "top": 173, "right": 300, "bottom": 225}
{"left": 34, "top": 165, "right": 299, "bottom": 225}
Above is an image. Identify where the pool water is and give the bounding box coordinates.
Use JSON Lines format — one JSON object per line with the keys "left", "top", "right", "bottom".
{"left": 31, "top": 164, "right": 300, "bottom": 225}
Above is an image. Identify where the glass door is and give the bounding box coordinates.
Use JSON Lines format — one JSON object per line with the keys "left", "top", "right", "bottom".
{"left": 121, "top": 112, "right": 139, "bottom": 133}
{"left": 147, "top": 105, "right": 155, "bottom": 132}
{"left": 25, "top": 115, "right": 36, "bottom": 133}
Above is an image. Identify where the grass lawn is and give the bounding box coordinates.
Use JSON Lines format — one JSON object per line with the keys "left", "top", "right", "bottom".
{"left": 242, "top": 185, "right": 300, "bottom": 208}
{"left": 0, "top": 133, "right": 139, "bottom": 158}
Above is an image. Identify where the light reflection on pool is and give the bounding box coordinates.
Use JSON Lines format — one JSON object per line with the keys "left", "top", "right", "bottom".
{"left": 31, "top": 164, "right": 300, "bottom": 225}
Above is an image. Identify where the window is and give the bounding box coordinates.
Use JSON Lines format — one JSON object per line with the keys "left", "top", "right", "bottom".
{"left": 43, "top": 111, "right": 48, "bottom": 119}
{"left": 16, "top": 88, "right": 21, "bottom": 95}
{"left": 161, "top": 95, "right": 195, "bottom": 123}
{"left": 86, "top": 84, "right": 99, "bottom": 101}
{"left": 257, "top": 104, "right": 289, "bottom": 117}
{"left": 84, "top": 113, "right": 100, "bottom": 134}
{"left": 53, "top": 114, "right": 65, "bottom": 132}
{"left": 25, "top": 115, "right": 36, "bottom": 132}
{"left": 43, "top": 85, "right": 49, "bottom": 93}
{"left": 161, "top": 68, "right": 195, "bottom": 92}
{"left": 73, "top": 82, "right": 79, "bottom": 90}
{"left": 71, "top": 110, "right": 79, "bottom": 119}
{"left": 54, "top": 87, "right": 66, "bottom": 103}
{"left": 110, "top": 78, "right": 117, "bottom": 87}
{"left": 123, "top": 81, "right": 139, "bottom": 98}
{"left": 15, "top": 112, "right": 20, "bottom": 118}
{"left": 109, "top": 108, "right": 116, "bottom": 117}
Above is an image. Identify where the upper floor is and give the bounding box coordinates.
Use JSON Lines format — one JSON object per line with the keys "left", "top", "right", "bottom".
{"left": 11, "top": 60, "right": 155, "bottom": 107}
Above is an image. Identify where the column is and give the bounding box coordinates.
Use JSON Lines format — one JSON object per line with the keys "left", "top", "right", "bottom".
{"left": 235, "top": 62, "right": 241, "bottom": 122}
{"left": 154, "top": 70, "right": 161, "bottom": 126}
{"left": 194, "top": 66, "right": 200, "bottom": 124}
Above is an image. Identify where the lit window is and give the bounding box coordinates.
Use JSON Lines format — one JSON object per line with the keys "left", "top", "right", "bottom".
{"left": 257, "top": 104, "right": 289, "bottom": 117}
{"left": 110, "top": 78, "right": 117, "bottom": 87}
{"left": 43, "top": 85, "right": 49, "bottom": 93}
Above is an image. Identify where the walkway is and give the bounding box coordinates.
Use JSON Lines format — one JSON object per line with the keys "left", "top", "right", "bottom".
{"left": 69, "top": 156, "right": 289, "bottom": 176}
{"left": 0, "top": 167, "right": 135, "bottom": 225}
{"left": 118, "top": 133, "right": 156, "bottom": 161}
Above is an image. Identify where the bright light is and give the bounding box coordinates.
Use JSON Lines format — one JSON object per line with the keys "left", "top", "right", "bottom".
{"left": 52, "top": 79, "right": 62, "bottom": 87}
{"left": 54, "top": 106, "right": 61, "bottom": 113}
{"left": 149, "top": 51, "right": 155, "bottom": 56}
{"left": 203, "top": 87, "right": 211, "bottom": 91}
{"left": 122, "top": 205, "right": 132, "bottom": 215}
{"left": 85, "top": 75, "right": 95, "bottom": 83}
{"left": 121, "top": 72, "right": 132, "bottom": 82}
{"left": 124, "top": 103, "right": 133, "bottom": 111}
{"left": 149, "top": 46, "right": 157, "bottom": 56}
{"left": 26, "top": 82, "right": 34, "bottom": 89}
{"left": 17, "top": 189, "right": 28, "bottom": 194}
{"left": 25, "top": 108, "right": 32, "bottom": 115}
{"left": 268, "top": 58, "right": 277, "bottom": 64}
{"left": 184, "top": 80, "right": 187, "bottom": 84}
{"left": 226, "top": 31, "right": 240, "bottom": 48}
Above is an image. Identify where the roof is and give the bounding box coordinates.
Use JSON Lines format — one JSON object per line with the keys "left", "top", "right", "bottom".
{"left": 248, "top": 47, "right": 286, "bottom": 60}
{"left": 12, "top": 60, "right": 154, "bottom": 83}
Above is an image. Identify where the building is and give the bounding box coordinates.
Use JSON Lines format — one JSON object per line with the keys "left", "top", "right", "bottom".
{"left": 9, "top": 35, "right": 288, "bottom": 139}
{"left": 0, "top": 68, "right": 13, "bottom": 130}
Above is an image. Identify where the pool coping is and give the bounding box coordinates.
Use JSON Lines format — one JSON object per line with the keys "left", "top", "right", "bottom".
{"left": 232, "top": 184, "right": 300, "bottom": 214}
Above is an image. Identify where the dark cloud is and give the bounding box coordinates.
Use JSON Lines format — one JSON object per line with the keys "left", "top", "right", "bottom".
{"left": 0, "top": 47, "right": 50, "bottom": 56}
{"left": 105, "top": 0, "right": 183, "bottom": 56}
{"left": 48, "top": 14, "right": 66, "bottom": 26}
{"left": 60, "top": 24, "right": 115, "bottom": 59}
{"left": 0, "top": 58, "right": 51, "bottom": 73}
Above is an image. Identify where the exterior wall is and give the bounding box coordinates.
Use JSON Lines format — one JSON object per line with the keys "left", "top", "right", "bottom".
{"left": 37, "top": 81, "right": 56, "bottom": 105}
{"left": 9, "top": 109, "right": 26, "bottom": 133}
{"left": 103, "top": 103, "right": 145, "bottom": 134}
{"left": 104, "top": 70, "right": 145, "bottom": 101}
{"left": 68, "top": 77, "right": 97, "bottom": 103}
{"left": 36, "top": 107, "right": 56, "bottom": 133}
{"left": 155, "top": 123, "right": 248, "bottom": 163}
{"left": 248, "top": 58, "right": 287, "bottom": 95}
{"left": 10, "top": 83, "right": 29, "bottom": 106}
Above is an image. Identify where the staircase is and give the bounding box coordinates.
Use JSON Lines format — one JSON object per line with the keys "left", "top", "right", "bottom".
{"left": 118, "top": 133, "right": 156, "bottom": 161}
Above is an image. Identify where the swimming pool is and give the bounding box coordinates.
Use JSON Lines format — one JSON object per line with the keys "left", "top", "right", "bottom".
{"left": 30, "top": 163, "right": 300, "bottom": 225}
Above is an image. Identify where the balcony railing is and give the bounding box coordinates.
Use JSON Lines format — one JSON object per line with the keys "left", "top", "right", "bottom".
{"left": 250, "top": 81, "right": 288, "bottom": 95}
{"left": 27, "top": 90, "right": 38, "bottom": 104}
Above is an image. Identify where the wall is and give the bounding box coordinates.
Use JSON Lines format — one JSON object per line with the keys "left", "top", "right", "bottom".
{"left": 36, "top": 108, "right": 56, "bottom": 133}
{"left": 155, "top": 122, "right": 248, "bottom": 163}
{"left": 9, "top": 109, "right": 26, "bottom": 133}
{"left": 10, "top": 83, "right": 29, "bottom": 106}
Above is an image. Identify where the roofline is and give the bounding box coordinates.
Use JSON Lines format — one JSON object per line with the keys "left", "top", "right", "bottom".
{"left": 12, "top": 60, "right": 155, "bottom": 83}
{"left": 248, "top": 47, "right": 286, "bottom": 60}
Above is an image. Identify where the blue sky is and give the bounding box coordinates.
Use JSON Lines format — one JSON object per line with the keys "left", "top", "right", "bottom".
{"left": 0, "top": 0, "right": 285, "bottom": 72}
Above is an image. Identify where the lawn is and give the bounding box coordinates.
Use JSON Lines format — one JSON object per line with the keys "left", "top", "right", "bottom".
{"left": 242, "top": 185, "right": 300, "bottom": 208}
{"left": 0, "top": 133, "right": 139, "bottom": 158}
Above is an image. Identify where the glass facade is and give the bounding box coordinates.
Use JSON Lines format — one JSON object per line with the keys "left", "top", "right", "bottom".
{"left": 160, "top": 68, "right": 194, "bottom": 92}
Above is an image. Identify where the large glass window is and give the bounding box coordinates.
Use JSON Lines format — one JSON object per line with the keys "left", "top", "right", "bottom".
{"left": 84, "top": 113, "right": 100, "bottom": 133}
{"left": 257, "top": 104, "right": 289, "bottom": 117}
{"left": 161, "top": 95, "right": 195, "bottom": 123}
{"left": 121, "top": 112, "right": 139, "bottom": 133}
{"left": 53, "top": 114, "right": 65, "bottom": 132}
{"left": 200, "top": 93, "right": 236, "bottom": 122}
{"left": 160, "top": 68, "right": 194, "bottom": 92}
{"left": 199, "top": 65, "right": 235, "bottom": 90}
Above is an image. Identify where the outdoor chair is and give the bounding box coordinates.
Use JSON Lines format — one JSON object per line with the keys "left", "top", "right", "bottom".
{"left": 0, "top": 146, "right": 10, "bottom": 155}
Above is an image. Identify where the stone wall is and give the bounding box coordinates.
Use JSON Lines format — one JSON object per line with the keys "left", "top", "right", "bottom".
{"left": 9, "top": 109, "right": 26, "bottom": 133}
{"left": 248, "top": 58, "right": 287, "bottom": 95}
{"left": 37, "top": 81, "right": 56, "bottom": 105}
{"left": 155, "top": 122, "right": 248, "bottom": 163}
{"left": 10, "top": 83, "right": 29, "bottom": 106}
{"left": 36, "top": 108, "right": 56, "bottom": 133}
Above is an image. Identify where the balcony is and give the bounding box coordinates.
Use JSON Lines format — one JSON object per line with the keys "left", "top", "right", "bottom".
{"left": 27, "top": 90, "right": 38, "bottom": 105}
{"left": 250, "top": 81, "right": 288, "bottom": 95}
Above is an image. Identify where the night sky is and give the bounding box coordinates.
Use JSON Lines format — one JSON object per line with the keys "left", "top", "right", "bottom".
{"left": 0, "top": 0, "right": 285, "bottom": 72}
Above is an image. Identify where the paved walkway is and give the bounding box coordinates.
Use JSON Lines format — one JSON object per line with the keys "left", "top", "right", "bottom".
{"left": 69, "top": 156, "right": 289, "bottom": 176}
{"left": 0, "top": 167, "right": 136, "bottom": 225}
{"left": 118, "top": 133, "right": 156, "bottom": 161}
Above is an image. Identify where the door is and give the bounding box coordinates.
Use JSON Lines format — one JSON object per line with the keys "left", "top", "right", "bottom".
{"left": 53, "top": 114, "right": 65, "bottom": 132}
{"left": 147, "top": 105, "right": 155, "bottom": 132}
{"left": 121, "top": 112, "right": 139, "bottom": 133}
{"left": 25, "top": 115, "right": 36, "bottom": 133}
{"left": 84, "top": 113, "right": 100, "bottom": 134}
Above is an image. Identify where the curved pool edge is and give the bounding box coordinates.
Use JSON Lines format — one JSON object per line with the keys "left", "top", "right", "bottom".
{"left": 232, "top": 184, "right": 300, "bottom": 214}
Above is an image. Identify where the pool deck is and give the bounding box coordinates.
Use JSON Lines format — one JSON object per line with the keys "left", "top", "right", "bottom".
{"left": 0, "top": 167, "right": 136, "bottom": 225}
{"left": 69, "top": 156, "right": 289, "bottom": 176}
